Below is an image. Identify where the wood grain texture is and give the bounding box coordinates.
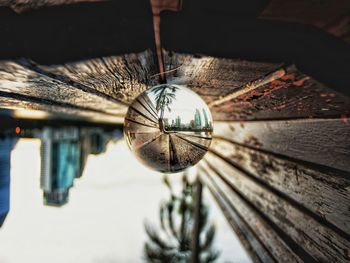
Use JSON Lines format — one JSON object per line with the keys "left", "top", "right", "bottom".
{"left": 214, "top": 118, "right": 350, "bottom": 172}
{"left": 0, "top": 60, "right": 127, "bottom": 115}
{"left": 208, "top": 67, "right": 286, "bottom": 108}
{"left": 199, "top": 168, "right": 272, "bottom": 263}
{"left": 161, "top": 11, "right": 350, "bottom": 97}
{"left": 210, "top": 65, "right": 350, "bottom": 121}
{"left": 209, "top": 138, "right": 350, "bottom": 236}
{"left": 41, "top": 50, "right": 158, "bottom": 105}
{"left": 199, "top": 163, "right": 305, "bottom": 263}
{"left": 201, "top": 153, "right": 350, "bottom": 263}
{"left": 163, "top": 51, "right": 282, "bottom": 104}
{"left": 0, "top": 94, "right": 123, "bottom": 123}
{"left": 0, "top": 50, "right": 161, "bottom": 123}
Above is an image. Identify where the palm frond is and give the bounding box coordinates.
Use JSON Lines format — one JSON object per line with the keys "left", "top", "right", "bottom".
{"left": 201, "top": 248, "right": 221, "bottom": 263}
{"left": 200, "top": 224, "right": 216, "bottom": 251}
{"left": 144, "top": 222, "right": 175, "bottom": 250}
{"left": 144, "top": 242, "right": 169, "bottom": 263}
{"left": 167, "top": 201, "right": 181, "bottom": 241}
{"left": 160, "top": 203, "right": 166, "bottom": 231}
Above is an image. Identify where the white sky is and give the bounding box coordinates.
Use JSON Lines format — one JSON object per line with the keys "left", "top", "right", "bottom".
{"left": 0, "top": 139, "right": 251, "bottom": 263}
{"left": 146, "top": 86, "right": 212, "bottom": 124}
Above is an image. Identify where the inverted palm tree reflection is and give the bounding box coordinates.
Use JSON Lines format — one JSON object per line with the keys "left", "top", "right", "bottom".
{"left": 153, "top": 85, "right": 179, "bottom": 132}
{"left": 144, "top": 172, "right": 220, "bottom": 263}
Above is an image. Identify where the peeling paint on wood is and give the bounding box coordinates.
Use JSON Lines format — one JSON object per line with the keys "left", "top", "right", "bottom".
{"left": 163, "top": 51, "right": 282, "bottom": 103}
{"left": 211, "top": 65, "right": 350, "bottom": 121}
{"left": 208, "top": 68, "right": 286, "bottom": 108}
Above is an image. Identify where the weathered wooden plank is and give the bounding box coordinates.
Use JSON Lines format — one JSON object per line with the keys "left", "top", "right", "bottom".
{"left": 0, "top": 60, "right": 128, "bottom": 115}
{"left": 199, "top": 163, "right": 305, "bottom": 263}
{"left": 163, "top": 51, "right": 282, "bottom": 104}
{"left": 208, "top": 67, "right": 286, "bottom": 108}
{"left": 161, "top": 12, "right": 350, "bottom": 96}
{"left": 209, "top": 138, "right": 350, "bottom": 236}
{"left": 202, "top": 152, "right": 350, "bottom": 263}
{"left": 40, "top": 50, "right": 158, "bottom": 104}
{"left": 198, "top": 168, "right": 272, "bottom": 263}
{"left": 0, "top": 94, "right": 123, "bottom": 123}
{"left": 214, "top": 118, "right": 350, "bottom": 172}
{"left": 211, "top": 65, "right": 350, "bottom": 121}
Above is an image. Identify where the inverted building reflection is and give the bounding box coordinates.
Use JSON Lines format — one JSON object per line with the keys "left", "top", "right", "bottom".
{"left": 0, "top": 110, "right": 122, "bottom": 227}
{"left": 0, "top": 137, "right": 17, "bottom": 228}
{"left": 39, "top": 127, "right": 121, "bottom": 206}
{"left": 0, "top": 111, "right": 251, "bottom": 262}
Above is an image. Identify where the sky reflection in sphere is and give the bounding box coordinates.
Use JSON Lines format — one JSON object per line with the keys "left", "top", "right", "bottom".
{"left": 124, "top": 84, "right": 213, "bottom": 173}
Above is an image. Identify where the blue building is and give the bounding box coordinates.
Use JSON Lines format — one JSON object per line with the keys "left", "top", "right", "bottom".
{"left": 175, "top": 116, "right": 181, "bottom": 128}
{"left": 194, "top": 109, "right": 202, "bottom": 128}
{"left": 202, "top": 108, "right": 210, "bottom": 129}
{"left": 40, "top": 128, "right": 81, "bottom": 206}
{"left": 0, "top": 138, "right": 16, "bottom": 228}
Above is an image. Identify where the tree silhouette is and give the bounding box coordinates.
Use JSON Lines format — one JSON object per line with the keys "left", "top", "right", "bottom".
{"left": 153, "top": 85, "right": 179, "bottom": 132}
{"left": 143, "top": 173, "right": 220, "bottom": 263}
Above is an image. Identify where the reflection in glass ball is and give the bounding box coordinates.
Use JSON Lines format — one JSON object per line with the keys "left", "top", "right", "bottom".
{"left": 124, "top": 84, "right": 213, "bottom": 173}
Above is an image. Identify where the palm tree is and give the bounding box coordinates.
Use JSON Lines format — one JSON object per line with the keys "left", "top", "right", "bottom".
{"left": 143, "top": 173, "right": 220, "bottom": 263}
{"left": 153, "top": 85, "right": 179, "bottom": 132}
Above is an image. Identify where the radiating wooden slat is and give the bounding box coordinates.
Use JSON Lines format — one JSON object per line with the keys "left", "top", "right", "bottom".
{"left": 198, "top": 168, "right": 272, "bottom": 263}
{"left": 214, "top": 118, "right": 350, "bottom": 172}
{"left": 199, "top": 163, "right": 305, "bottom": 263}
{"left": 0, "top": 60, "right": 127, "bottom": 114}
{"left": 0, "top": 94, "right": 123, "bottom": 123}
{"left": 208, "top": 67, "right": 286, "bottom": 108}
{"left": 163, "top": 51, "right": 282, "bottom": 103}
{"left": 127, "top": 107, "right": 158, "bottom": 127}
{"left": 209, "top": 138, "right": 350, "bottom": 236}
{"left": 202, "top": 152, "right": 350, "bottom": 263}
{"left": 0, "top": 0, "right": 157, "bottom": 124}
{"left": 40, "top": 50, "right": 158, "bottom": 104}
{"left": 0, "top": 50, "right": 161, "bottom": 123}
{"left": 161, "top": 11, "right": 350, "bottom": 96}
{"left": 211, "top": 65, "right": 350, "bottom": 121}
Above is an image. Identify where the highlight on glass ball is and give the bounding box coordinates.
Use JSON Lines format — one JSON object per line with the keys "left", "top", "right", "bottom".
{"left": 124, "top": 84, "right": 213, "bottom": 173}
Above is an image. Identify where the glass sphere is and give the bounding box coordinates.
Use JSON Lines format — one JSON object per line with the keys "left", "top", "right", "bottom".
{"left": 124, "top": 84, "right": 213, "bottom": 173}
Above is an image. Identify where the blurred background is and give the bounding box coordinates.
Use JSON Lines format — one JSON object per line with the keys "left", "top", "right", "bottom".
{"left": 0, "top": 109, "right": 250, "bottom": 263}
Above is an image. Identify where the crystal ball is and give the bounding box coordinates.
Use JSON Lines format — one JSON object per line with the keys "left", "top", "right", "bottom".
{"left": 124, "top": 84, "right": 213, "bottom": 173}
